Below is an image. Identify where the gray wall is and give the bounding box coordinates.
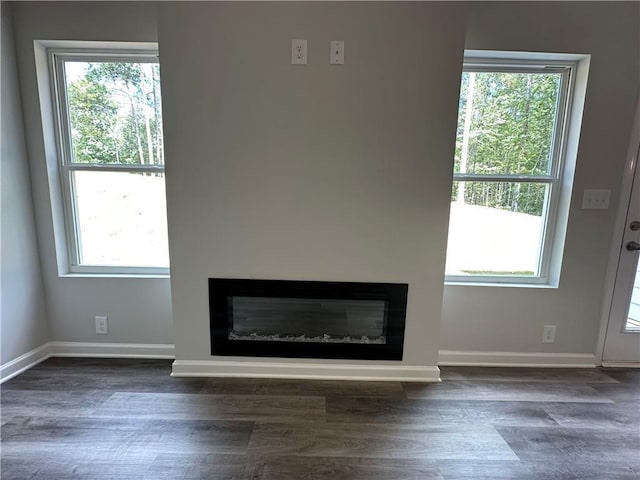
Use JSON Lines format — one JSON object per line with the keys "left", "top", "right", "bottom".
{"left": 1, "top": 2, "right": 49, "bottom": 363}
{"left": 441, "top": 2, "right": 640, "bottom": 354}
{"left": 11, "top": 2, "right": 174, "bottom": 345}
{"left": 158, "top": 2, "right": 465, "bottom": 366}
{"left": 8, "top": 1, "right": 639, "bottom": 365}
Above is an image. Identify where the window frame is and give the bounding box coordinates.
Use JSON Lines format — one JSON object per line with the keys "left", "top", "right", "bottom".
{"left": 48, "top": 46, "right": 169, "bottom": 275}
{"left": 445, "top": 53, "right": 578, "bottom": 285}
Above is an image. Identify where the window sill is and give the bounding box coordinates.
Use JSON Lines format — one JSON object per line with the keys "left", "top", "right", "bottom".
{"left": 445, "top": 280, "right": 558, "bottom": 289}
{"left": 59, "top": 273, "right": 170, "bottom": 279}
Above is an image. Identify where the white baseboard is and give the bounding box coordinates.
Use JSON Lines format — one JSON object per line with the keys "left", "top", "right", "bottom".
{"left": 172, "top": 359, "right": 441, "bottom": 382}
{"left": 1, "top": 341, "right": 176, "bottom": 383}
{"left": 49, "top": 341, "right": 175, "bottom": 358}
{"left": 601, "top": 361, "right": 640, "bottom": 368}
{"left": 6, "top": 344, "right": 609, "bottom": 384}
{"left": 438, "top": 350, "right": 597, "bottom": 368}
{"left": 0, "top": 343, "right": 51, "bottom": 383}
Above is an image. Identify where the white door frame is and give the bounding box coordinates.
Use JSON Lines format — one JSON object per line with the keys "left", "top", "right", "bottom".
{"left": 596, "top": 94, "right": 640, "bottom": 365}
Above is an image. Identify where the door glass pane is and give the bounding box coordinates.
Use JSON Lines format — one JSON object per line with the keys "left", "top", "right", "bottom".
{"left": 625, "top": 262, "right": 640, "bottom": 331}
{"left": 446, "top": 181, "right": 548, "bottom": 277}
{"left": 72, "top": 170, "right": 169, "bottom": 267}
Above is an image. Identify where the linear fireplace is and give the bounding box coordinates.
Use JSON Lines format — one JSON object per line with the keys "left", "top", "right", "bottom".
{"left": 209, "top": 278, "right": 408, "bottom": 360}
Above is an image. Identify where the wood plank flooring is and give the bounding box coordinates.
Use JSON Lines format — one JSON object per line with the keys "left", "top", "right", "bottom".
{"left": 1, "top": 358, "right": 639, "bottom": 479}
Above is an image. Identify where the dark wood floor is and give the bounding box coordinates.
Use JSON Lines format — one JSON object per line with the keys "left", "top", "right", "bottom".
{"left": 1, "top": 358, "right": 639, "bottom": 479}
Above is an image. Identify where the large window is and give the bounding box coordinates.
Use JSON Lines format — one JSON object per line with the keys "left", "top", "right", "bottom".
{"left": 445, "top": 53, "right": 576, "bottom": 284}
{"left": 50, "top": 47, "right": 169, "bottom": 274}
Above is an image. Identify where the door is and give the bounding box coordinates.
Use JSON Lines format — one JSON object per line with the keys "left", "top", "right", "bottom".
{"left": 602, "top": 114, "right": 640, "bottom": 364}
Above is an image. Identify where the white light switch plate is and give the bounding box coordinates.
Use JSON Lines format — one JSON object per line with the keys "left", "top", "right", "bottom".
{"left": 582, "top": 189, "right": 611, "bottom": 210}
{"left": 291, "top": 39, "right": 307, "bottom": 65}
{"left": 330, "top": 40, "right": 344, "bottom": 65}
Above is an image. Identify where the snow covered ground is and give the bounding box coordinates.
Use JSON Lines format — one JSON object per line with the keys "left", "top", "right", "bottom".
{"left": 446, "top": 202, "right": 543, "bottom": 276}
{"left": 74, "top": 171, "right": 169, "bottom": 267}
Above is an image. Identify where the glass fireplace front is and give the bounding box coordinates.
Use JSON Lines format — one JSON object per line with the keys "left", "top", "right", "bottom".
{"left": 209, "top": 278, "right": 407, "bottom": 360}
{"left": 229, "top": 296, "right": 386, "bottom": 344}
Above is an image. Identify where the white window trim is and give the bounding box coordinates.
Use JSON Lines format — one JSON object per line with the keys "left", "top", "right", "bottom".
{"left": 42, "top": 41, "right": 169, "bottom": 276}
{"left": 445, "top": 50, "right": 590, "bottom": 287}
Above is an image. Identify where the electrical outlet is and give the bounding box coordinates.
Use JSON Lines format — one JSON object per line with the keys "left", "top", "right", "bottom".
{"left": 95, "top": 315, "right": 108, "bottom": 335}
{"left": 291, "top": 39, "right": 307, "bottom": 65}
{"left": 542, "top": 325, "right": 556, "bottom": 343}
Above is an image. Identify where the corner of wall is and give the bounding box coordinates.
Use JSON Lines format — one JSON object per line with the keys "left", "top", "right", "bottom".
{"left": 1, "top": 1, "right": 51, "bottom": 368}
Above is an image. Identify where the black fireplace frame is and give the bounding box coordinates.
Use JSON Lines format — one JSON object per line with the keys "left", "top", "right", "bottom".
{"left": 209, "top": 278, "right": 407, "bottom": 360}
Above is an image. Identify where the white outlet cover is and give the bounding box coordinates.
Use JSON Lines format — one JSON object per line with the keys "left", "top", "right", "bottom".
{"left": 291, "top": 39, "right": 307, "bottom": 65}
{"left": 330, "top": 40, "right": 344, "bottom": 65}
{"left": 95, "top": 315, "right": 108, "bottom": 334}
{"left": 542, "top": 325, "right": 556, "bottom": 343}
{"left": 582, "top": 189, "right": 611, "bottom": 210}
